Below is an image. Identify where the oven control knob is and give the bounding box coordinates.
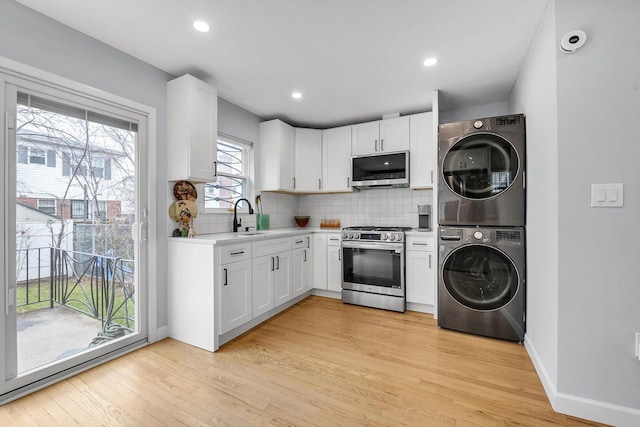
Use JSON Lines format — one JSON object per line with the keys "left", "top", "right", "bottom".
{"left": 396, "top": 234, "right": 403, "bottom": 241}
{"left": 355, "top": 233, "right": 360, "bottom": 239}
{"left": 342, "top": 232, "right": 348, "bottom": 239}
{"left": 473, "top": 231, "right": 483, "bottom": 240}
{"left": 389, "top": 234, "right": 395, "bottom": 241}
{"left": 380, "top": 233, "right": 387, "bottom": 240}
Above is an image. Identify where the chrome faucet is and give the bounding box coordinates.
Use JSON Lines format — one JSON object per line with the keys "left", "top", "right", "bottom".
{"left": 233, "top": 198, "right": 255, "bottom": 232}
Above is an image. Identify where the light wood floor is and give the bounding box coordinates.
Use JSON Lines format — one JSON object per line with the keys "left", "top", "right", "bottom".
{"left": 0, "top": 296, "right": 607, "bottom": 426}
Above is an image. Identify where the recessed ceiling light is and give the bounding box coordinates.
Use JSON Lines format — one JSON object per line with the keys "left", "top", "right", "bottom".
{"left": 423, "top": 57, "right": 438, "bottom": 67}
{"left": 291, "top": 91, "right": 303, "bottom": 100}
{"left": 193, "top": 20, "right": 210, "bottom": 32}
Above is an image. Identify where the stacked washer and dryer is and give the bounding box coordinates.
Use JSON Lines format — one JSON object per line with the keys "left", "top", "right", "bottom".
{"left": 437, "top": 114, "right": 526, "bottom": 342}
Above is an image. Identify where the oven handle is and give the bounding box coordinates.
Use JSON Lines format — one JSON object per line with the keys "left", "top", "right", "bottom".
{"left": 341, "top": 241, "right": 404, "bottom": 252}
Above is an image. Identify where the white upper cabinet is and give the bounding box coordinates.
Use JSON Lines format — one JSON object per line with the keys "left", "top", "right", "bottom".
{"left": 294, "top": 128, "right": 323, "bottom": 192}
{"left": 322, "top": 125, "right": 353, "bottom": 192}
{"left": 258, "top": 119, "right": 295, "bottom": 192}
{"left": 167, "top": 74, "right": 218, "bottom": 182}
{"left": 351, "top": 116, "right": 410, "bottom": 156}
{"left": 409, "top": 112, "right": 435, "bottom": 189}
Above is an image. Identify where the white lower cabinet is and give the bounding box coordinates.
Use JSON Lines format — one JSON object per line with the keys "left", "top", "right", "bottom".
{"left": 313, "top": 234, "right": 328, "bottom": 289}
{"left": 327, "top": 234, "right": 342, "bottom": 292}
{"left": 252, "top": 238, "right": 292, "bottom": 316}
{"left": 405, "top": 234, "right": 435, "bottom": 308}
{"left": 273, "top": 251, "right": 292, "bottom": 307}
{"left": 252, "top": 254, "right": 276, "bottom": 317}
{"left": 292, "top": 234, "right": 313, "bottom": 297}
{"left": 219, "top": 259, "right": 253, "bottom": 334}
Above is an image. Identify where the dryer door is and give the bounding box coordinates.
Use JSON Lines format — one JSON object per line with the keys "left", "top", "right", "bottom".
{"left": 441, "top": 244, "right": 519, "bottom": 310}
{"left": 441, "top": 133, "right": 519, "bottom": 200}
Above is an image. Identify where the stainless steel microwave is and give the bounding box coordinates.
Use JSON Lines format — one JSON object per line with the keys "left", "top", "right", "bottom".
{"left": 351, "top": 151, "right": 409, "bottom": 188}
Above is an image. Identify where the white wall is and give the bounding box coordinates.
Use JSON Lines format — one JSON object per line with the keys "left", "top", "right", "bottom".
{"left": 508, "top": 0, "right": 560, "bottom": 402}
{"left": 510, "top": 1, "right": 640, "bottom": 425}
{"left": 0, "top": 0, "right": 173, "bottom": 328}
{"left": 555, "top": 0, "right": 640, "bottom": 416}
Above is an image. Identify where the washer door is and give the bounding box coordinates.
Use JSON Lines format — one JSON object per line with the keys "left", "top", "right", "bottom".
{"left": 442, "top": 245, "right": 518, "bottom": 311}
{"left": 441, "top": 133, "right": 519, "bottom": 200}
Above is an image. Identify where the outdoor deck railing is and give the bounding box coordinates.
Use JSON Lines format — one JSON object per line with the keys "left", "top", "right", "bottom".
{"left": 17, "top": 247, "right": 135, "bottom": 344}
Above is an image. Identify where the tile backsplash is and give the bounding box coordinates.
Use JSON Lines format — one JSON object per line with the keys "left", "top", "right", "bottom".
{"left": 298, "top": 188, "right": 433, "bottom": 229}
{"left": 170, "top": 184, "right": 433, "bottom": 236}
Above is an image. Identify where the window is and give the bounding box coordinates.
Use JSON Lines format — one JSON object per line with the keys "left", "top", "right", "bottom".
{"left": 37, "top": 199, "right": 56, "bottom": 215}
{"left": 205, "top": 135, "right": 253, "bottom": 210}
{"left": 29, "top": 148, "right": 46, "bottom": 165}
{"left": 17, "top": 145, "right": 55, "bottom": 166}
{"left": 71, "top": 199, "right": 87, "bottom": 219}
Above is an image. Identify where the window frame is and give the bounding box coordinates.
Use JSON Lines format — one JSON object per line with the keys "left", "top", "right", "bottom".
{"left": 204, "top": 133, "right": 254, "bottom": 213}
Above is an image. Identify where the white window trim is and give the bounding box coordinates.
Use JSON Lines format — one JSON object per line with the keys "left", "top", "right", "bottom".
{"left": 204, "top": 132, "right": 255, "bottom": 214}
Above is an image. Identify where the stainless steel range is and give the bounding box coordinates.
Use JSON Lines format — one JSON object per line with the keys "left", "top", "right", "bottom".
{"left": 341, "top": 226, "right": 411, "bottom": 312}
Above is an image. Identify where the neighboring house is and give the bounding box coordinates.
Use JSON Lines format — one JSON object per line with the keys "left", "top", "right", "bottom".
{"left": 16, "top": 131, "right": 130, "bottom": 224}
{"left": 16, "top": 202, "right": 72, "bottom": 282}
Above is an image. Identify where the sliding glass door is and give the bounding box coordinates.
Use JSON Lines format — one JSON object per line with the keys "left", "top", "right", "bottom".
{"left": 1, "top": 69, "right": 149, "bottom": 401}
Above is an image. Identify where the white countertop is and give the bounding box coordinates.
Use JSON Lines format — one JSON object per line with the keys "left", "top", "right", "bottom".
{"left": 170, "top": 227, "right": 342, "bottom": 245}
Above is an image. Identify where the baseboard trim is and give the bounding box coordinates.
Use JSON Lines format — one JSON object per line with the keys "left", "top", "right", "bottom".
{"left": 525, "top": 336, "right": 640, "bottom": 427}
{"left": 155, "top": 325, "right": 169, "bottom": 342}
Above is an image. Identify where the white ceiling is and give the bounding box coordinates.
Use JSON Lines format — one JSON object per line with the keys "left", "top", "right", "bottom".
{"left": 16, "top": 0, "right": 548, "bottom": 128}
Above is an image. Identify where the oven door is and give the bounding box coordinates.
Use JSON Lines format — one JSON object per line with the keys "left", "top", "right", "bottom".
{"left": 341, "top": 241, "right": 405, "bottom": 297}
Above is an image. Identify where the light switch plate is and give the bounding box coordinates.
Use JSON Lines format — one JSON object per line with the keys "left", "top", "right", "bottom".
{"left": 591, "top": 183, "right": 623, "bottom": 207}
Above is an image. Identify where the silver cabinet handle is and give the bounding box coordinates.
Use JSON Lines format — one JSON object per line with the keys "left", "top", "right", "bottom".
{"left": 347, "top": 177, "right": 350, "bottom": 188}
{"left": 293, "top": 177, "right": 296, "bottom": 189}
{"left": 223, "top": 268, "right": 228, "bottom": 286}
{"left": 428, "top": 254, "right": 432, "bottom": 269}
{"left": 318, "top": 178, "right": 321, "bottom": 190}
{"left": 303, "top": 250, "right": 307, "bottom": 262}
{"left": 230, "top": 250, "right": 245, "bottom": 256}
{"left": 380, "top": 138, "right": 384, "bottom": 151}
{"left": 276, "top": 255, "right": 280, "bottom": 270}
{"left": 271, "top": 257, "right": 275, "bottom": 271}
{"left": 213, "top": 161, "right": 218, "bottom": 177}
{"left": 295, "top": 239, "right": 304, "bottom": 244}
{"left": 430, "top": 170, "right": 433, "bottom": 184}
{"left": 412, "top": 242, "right": 428, "bottom": 246}
{"left": 306, "top": 236, "right": 310, "bottom": 248}
{"left": 375, "top": 139, "right": 378, "bottom": 151}
{"left": 338, "top": 249, "right": 341, "bottom": 261}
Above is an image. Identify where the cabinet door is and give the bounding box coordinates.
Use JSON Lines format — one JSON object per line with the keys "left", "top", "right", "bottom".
{"left": 294, "top": 128, "right": 323, "bottom": 192}
{"left": 258, "top": 119, "right": 295, "bottom": 191}
{"left": 274, "top": 251, "right": 292, "bottom": 307}
{"left": 303, "top": 246, "right": 314, "bottom": 292}
{"left": 292, "top": 248, "right": 305, "bottom": 297}
{"left": 327, "top": 245, "right": 342, "bottom": 292}
{"left": 279, "top": 124, "right": 295, "bottom": 191}
{"left": 322, "top": 126, "right": 353, "bottom": 192}
{"left": 351, "top": 121, "right": 380, "bottom": 155}
{"left": 167, "top": 74, "right": 217, "bottom": 182}
{"left": 220, "top": 259, "right": 252, "bottom": 334}
{"left": 313, "top": 234, "right": 328, "bottom": 290}
{"left": 252, "top": 255, "right": 275, "bottom": 317}
{"left": 406, "top": 250, "right": 435, "bottom": 305}
{"left": 379, "top": 116, "right": 410, "bottom": 152}
{"left": 409, "top": 112, "right": 435, "bottom": 189}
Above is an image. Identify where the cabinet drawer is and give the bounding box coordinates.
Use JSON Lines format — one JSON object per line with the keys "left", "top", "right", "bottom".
{"left": 406, "top": 235, "right": 434, "bottom": 252}
{"left": 253, "top": 237, "right": 292, "bottom": 257}
{"left": 220, "top": 243, "right": 252, "bottom": 264}
{"left": 327, "top": 234, "right": 341, "bottom": 247}
{"left": 292, "top": 235, "right": 311, "bottom": 249}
